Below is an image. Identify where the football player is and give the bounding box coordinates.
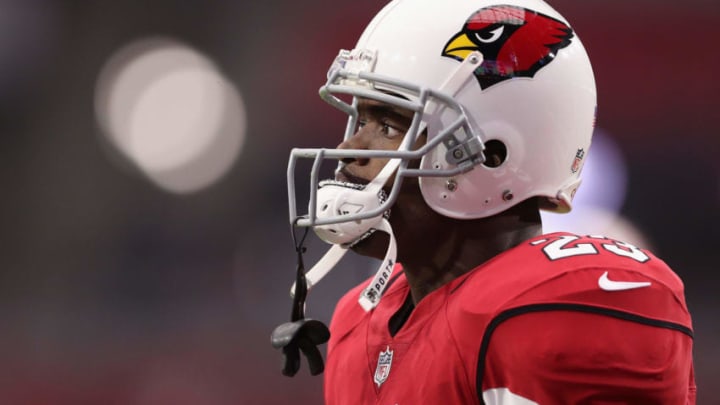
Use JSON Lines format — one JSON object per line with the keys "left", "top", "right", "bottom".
{"left": 272, "top": 0, "right": 696, "bottom": 403}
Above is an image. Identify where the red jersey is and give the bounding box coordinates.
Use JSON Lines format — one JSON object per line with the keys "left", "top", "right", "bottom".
{"left": 324, "top": 233, "right": 696, "bottom": 404}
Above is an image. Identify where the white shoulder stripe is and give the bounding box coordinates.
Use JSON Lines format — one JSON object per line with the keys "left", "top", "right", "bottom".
{"left": 482, "top": 388, "right": 538, "bottom": 405}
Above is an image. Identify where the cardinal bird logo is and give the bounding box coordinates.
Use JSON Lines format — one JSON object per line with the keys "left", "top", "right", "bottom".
{"left": 442, "top": 5, "right": 573, "bottom": 90}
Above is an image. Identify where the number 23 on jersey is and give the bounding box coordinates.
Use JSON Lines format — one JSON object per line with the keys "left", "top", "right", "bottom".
{"left": 531, "top": 234, "right": 650, "bottom": 263}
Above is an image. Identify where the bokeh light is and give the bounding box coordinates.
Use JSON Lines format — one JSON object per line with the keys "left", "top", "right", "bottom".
{"left": 95, "top": 37, "right": 246, "bottom": 193}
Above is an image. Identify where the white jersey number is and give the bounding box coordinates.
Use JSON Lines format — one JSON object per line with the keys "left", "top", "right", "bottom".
{"left": 533, "top": 235, "right": 650, "bottom": 263}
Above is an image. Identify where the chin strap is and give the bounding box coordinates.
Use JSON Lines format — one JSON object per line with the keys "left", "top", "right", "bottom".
{"left": 358, "top": 218, "right": 397, "bottom": 311}
{"left": 289, "top": 244, "right": 348, "bottom": 297}
{"left": 289, "top": 217, "right": 397, "bottom": 312}
{"left": 271, "top": 227, "right": 330, "bottom": 377}
{"left": 273, "top": 158, "right": 401, "bottom": 377}
{"left": 290, "top": 157, "right": 401, "bottom": 297}
{"left": 272, "top": 217, "right": 397, "bottom": 377}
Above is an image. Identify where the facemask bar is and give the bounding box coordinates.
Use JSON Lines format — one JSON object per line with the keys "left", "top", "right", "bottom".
{"left": 287, "top": 51, "right": 486, "bottom": 229}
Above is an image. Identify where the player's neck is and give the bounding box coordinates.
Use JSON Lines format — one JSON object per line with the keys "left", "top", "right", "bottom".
{"left": 401, "top": 201, "right": 542, "bottom": 305}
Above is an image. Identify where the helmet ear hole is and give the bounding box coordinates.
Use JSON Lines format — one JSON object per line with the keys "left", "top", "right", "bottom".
{"left": 482, "top": 140, "right": 507, "bottom": 168}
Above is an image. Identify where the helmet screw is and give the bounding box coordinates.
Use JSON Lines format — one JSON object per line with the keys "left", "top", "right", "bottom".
{"left": 502, "top": 190, "right": 514, "bottom": 201}
{"left": 446, "top": 179, "right": 458, "bottom": 192}
{"left": 453, "top": 149, "right": 464, "bottom": 159}
{"left": 469, "top": 55, "right": 480, "bottom": 64}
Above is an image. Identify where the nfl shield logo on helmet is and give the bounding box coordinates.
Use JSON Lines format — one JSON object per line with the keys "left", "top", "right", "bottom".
{"left": 571, "top": 148, "right": 585, "bottom": 174}
{"left": 374, "top": 346, "right": 394, "bottom": 387}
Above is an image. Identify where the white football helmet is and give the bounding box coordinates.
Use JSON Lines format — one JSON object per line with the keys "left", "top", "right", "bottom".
{"left": 286, "top": 0, "right": 596, "bottom": 306}
{"left": 289, "top": 0, "right": 596, "bottom": 229}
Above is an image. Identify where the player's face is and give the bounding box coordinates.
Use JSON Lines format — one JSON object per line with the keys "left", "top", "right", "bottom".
{"left": 335, "top": 98, "right": 429, "bottom": 259}
{"left": 334, "top": 98, "right": 415, "bottom": 186}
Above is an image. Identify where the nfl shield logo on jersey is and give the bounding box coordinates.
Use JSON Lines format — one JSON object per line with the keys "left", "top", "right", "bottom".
{"left": 374, "top": 346, "right": 394, "bottom": 387}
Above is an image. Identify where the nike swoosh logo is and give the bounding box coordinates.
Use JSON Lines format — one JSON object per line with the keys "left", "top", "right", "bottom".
{"left": 598, "top": 271, "right": 651, "bottom": 291}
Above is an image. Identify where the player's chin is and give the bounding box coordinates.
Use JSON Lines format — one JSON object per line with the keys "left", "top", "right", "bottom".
{"left": 350, "top": 231, "right": 390, "bottom": 261}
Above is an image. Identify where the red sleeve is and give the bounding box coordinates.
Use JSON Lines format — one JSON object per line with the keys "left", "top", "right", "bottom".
{"left": 687, "top": 363, "right": 697, "bottom": 405}
{"left": 482, "top": 309, "right": 696, "bottom": 404}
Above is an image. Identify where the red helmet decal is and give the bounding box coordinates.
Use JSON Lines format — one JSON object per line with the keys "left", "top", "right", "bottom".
{"left": 442, "top": 5, "right": 573, "bottom": 89}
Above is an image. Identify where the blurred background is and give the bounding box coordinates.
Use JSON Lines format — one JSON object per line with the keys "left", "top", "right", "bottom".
{"left": 0, "top": 0, "right": 717, "bottom": 403}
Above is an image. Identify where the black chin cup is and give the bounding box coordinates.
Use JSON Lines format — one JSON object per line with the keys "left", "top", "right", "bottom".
{"left": 271, "top": 319, "right": 330, "bottom": 376}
